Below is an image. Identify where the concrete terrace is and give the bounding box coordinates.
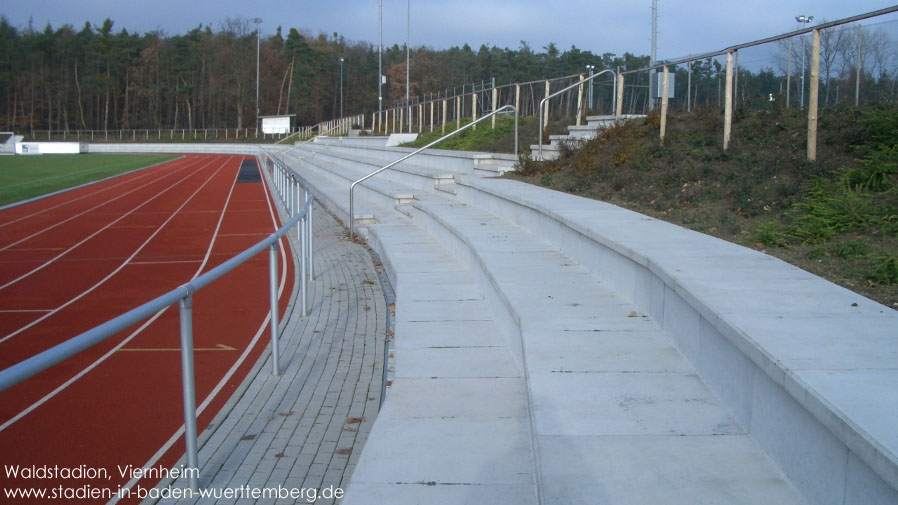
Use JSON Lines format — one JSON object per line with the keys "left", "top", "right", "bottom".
{"left": 276, "top": 135, "right": 897, "bottom": 505}
{"left": 91, "top": 138, "right": 898, "bottom": 505}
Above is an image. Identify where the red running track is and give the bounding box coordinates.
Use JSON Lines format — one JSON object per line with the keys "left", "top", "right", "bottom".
{"left": 0, "top": 154, "right": 295, "bottom": 504}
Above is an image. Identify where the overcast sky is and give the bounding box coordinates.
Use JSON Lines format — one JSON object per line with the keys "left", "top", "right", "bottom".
{"left": 3, "top": 1, "right": 898, "bottom": 61}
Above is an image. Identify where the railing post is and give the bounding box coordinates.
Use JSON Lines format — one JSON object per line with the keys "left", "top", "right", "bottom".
{"left": 544, "top": 80, "right": 550, "bottom": 128}
{"left": 492, "top": 87, "right": 498, "bottom": 129}
{"left": 660, "top": 66, "right": 670, "bottom": 145}
{"left": 300, "top": 213, "right": 308, "bottom": 317}
{"left": 442, "top": 99, "right": 448, "bottom": 135}
{"left": 308, "top": 198, "right": 314, "bottom": 281}
{"left": 724, "top": 51, "right": 734, "bottom": 151}
{"left": 472, "top": 93, "right": 478, "bottom": 131}
{"left": 808, "top": 29, "right": 820, "bottom": 162}
{"left": 178, "top": 295, "right": 200, "bottom": 492}
{"left": 269, "top": 243, "right": 281, "bottom": 376}
{"left": 577, "top": 73, "right": 585, "bottom": 126}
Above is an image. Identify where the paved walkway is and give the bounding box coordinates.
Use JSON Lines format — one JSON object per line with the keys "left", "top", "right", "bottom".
{"left": 153, "top": 201, "right": 386, "bottom": 505}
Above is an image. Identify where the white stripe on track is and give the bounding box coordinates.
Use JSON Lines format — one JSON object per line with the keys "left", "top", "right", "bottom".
{"left": 0, "top": 159, "right": 198, "bottom": 252}
{"left": 0, "top": 157, "right": 208, "bottom": 291}
{"left": 108, "top": 159, "right": 290, "bottom": 505}
{"left": 0, "top": 155, "right": 243, "bottom": 432}
{"left": 0, "top": 158, "right": 184, "bottom": 230}
{"left": 0, "top": 156, "right": 227, "bottom": 344}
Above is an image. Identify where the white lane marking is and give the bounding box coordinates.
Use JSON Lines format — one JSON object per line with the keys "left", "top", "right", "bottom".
{"left": 0, "top": 156, "right": 226, "bottom": 343}
{"left": 0, "top": 159, "right": 177, "bottom": 230}
{"left": 0, "top": 159, "right": 197, "bottom": 248}
{"left": 0, "top": 158, "right": 207, "bottom": 290}
{"left": 0, "top": 155, "right": 241, "bottom": 431}
{"left": 109, "top": 159, "right": 290, "bottom": 504}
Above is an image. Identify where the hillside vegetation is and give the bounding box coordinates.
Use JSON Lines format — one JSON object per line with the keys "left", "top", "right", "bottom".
{"left": 506, "top": 104, "right": 898, "bottom": 307}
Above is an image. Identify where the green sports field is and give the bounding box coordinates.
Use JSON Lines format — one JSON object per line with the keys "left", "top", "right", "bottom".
{"left": 0, "top": 154, "right": 178, "bottom": 206}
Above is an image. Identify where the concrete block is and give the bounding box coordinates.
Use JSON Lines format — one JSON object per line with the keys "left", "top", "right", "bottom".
{"left": 750, "top": 370, "right": 847, "bottom": 505}
{"left": 529, "top": 371, "right": 742, "bottom": 437}
{"left": 538, "top": 435, "right": 806, "bottom": 505}
{"left": 697, "top": 317, "right": 757, "bottom": 428}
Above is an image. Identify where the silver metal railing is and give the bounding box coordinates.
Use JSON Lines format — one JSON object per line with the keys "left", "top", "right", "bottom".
{"left": 349, "top": 104, "right": 519, "bottom": 238}
{"left": 538, "top": 69, "right": 617, "bottom": 159}
{"left": 0, "top": 153, "right": 314, "bottom": 492}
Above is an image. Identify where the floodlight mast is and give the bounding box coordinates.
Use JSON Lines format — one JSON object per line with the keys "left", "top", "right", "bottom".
{"left": 795, "top": 15, "right": 814, "bottom": 109}
{"left": 252, "top": 18, "right": 262, "bottom": 132}
{"left": 378, "top": 0, "right": 383, "bottom": 115}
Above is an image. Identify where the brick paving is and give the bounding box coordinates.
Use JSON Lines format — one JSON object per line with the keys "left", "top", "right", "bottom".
{"left": 154, "top": 201, "right": 386, "bottom": 505}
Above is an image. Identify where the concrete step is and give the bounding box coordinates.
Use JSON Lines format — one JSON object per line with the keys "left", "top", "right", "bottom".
{"left": 451, "top": 174, "right": 898, "bottom": 505}
{"left": 407, "top": 197, "right": 808, "bottom": 505}
{"left": 310, "top": 136, "right": 518, "bottom": 175}
{"left": 295, "top": 155, "right": 415, "bottom": 212}
{"left": 293, "top": 143, "right": 457, "bottom": 190}
{"left": 271, "top": 151, "right": 389, "bottom": 233}
{"left": 529, "top": 143, "right": 561, "bottom": 161}
{"left": 342, "top": 221, "right": 538, "bottom": 504}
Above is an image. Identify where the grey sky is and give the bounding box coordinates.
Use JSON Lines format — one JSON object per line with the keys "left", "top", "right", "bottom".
{"left": 3, "top": 1, "right": 897, "bottom": 61}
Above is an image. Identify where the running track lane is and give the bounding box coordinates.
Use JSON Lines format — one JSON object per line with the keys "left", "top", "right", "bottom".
{"left": 0, "top": 155, "right": 220, "bottom": 334}
{"left": 0, "top": 155, "right": 295, "bottom": 504}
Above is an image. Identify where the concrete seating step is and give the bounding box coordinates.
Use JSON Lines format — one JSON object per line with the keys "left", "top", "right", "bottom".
{"left": 407, "top": 198, "right": 807, "bottom": 505}
{"left": 342, "top": 221, "right": 538, "bottom": 504}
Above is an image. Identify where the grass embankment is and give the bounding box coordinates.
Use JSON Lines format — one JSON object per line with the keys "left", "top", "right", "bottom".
{"left": 507, "top": 105, "right": 898, "bottom": 308}
{"left": 0, "top": 154, "right": 178, "bottom": 206}
{"left": 403, "top": 116, "right": 554, "bottom": 154}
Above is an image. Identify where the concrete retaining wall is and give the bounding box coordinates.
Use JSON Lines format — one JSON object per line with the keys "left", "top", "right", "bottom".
{"left": 86, "top": 143, "right": 259, "bottom": 155}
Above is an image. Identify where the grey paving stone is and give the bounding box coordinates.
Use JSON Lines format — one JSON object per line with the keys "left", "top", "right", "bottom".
{"left": 151, "top": 200, "right": 384, "bottom": 504}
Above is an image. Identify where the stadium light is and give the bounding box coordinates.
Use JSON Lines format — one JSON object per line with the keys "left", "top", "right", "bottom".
{"left": 340, "top": 57, "right": 345, "bottom": 118}
{"left": 795, "top": 14, "right": 813, "bottom": 109}
{"left": 586, "top": 64, "right": 595, "bottom": 110}
{"left": 252, "top": 18, "right": 262, "bottom": 131}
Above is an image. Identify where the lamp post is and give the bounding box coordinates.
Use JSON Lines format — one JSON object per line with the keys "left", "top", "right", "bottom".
{"left": 406, "top": 0, "right": 411, "bottom": 133}
{"left": 339, "top": 57, "right": 344, "bottom": 119}
{"left": 585, "top": 64, "right": 595, "bottom": 110}
{"left": 378, "top": 0, "right": 383, "bottom": 116}
{"left": 252, "top": 17, "right": 262, "bottom": 132}
{"left": 795, "top": 15, "right": 814, "bottom": 109}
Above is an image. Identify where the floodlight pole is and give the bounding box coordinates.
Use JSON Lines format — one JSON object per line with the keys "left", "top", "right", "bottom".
{"left": 796, "top": 15, "right": 814, "bottom": 109}
{"left": 378, "top": 0, "right": 383, "bottom": 116}
{"left": 340, "top": 57, "right": 345, "bottom": 119}
{"left": 252, "top": 18, "right": 262, "bottom": 132}
{"left": 586, "top": 65, "right": 595, "bottom": 110}
{"left": 406, "top": 0, "right": 411, "bottom": 133}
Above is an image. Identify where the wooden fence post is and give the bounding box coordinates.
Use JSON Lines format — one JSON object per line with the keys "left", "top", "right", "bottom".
{"left": 660, "top": 66, "right": 670, "bottom": 145}
{"left": 808, "top": 29, "right": 821, "bottom": 162}
{"left": 577, "top": 73, "right": 585, "bottom": 126}
{"left": 616, "top": 75, "right": 624, "bottom": 120}
{"left": 472, "top": 93, "right": 478, "bottom": 131}
{"left": 724, "top": 51, "right": 734, "bottom": 151}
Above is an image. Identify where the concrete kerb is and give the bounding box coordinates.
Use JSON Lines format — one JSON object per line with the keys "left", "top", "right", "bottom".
{"left": 452, "top": 174, "right": 898, "bottom": 500}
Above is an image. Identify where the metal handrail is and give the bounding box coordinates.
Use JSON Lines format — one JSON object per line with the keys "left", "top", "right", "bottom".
{"left": 619, "top": 5, "right": 898, "bottom": 76}
{"left": 0, "top": 155, "right": 313, "bottom": 492}
{"left": 349, "top": 104, "right": 518, "bottom": 238}
{"left": 308, "top": 121, "right": 346, "bottom": 141}
{"left": 538, "top": 69, "right": 616, "bottom": 159}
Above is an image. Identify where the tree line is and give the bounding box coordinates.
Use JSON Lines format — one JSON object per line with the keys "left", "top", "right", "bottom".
{"left": 0, "top": 16, "right": 654, "bottom": 133}
{"left": 1, "top": 16, "right": 895, "bottom": 134}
